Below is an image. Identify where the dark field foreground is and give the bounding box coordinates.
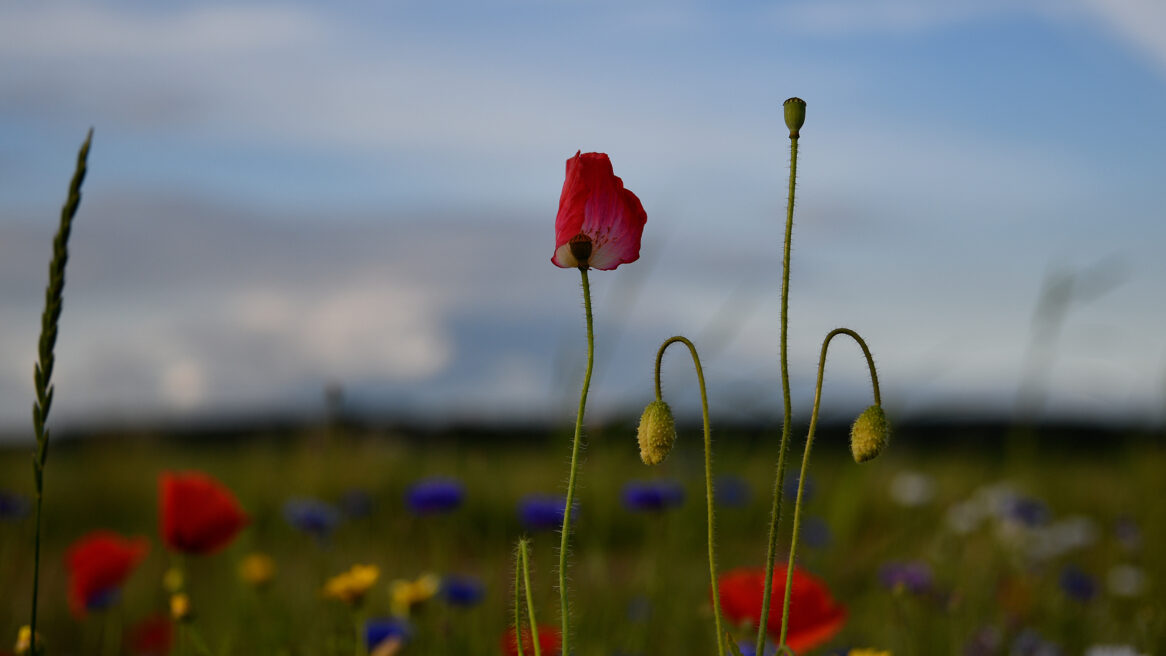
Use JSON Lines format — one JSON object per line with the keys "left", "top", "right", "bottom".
{"left": 1, "top": 423, "right": 1162, "bottom": 655}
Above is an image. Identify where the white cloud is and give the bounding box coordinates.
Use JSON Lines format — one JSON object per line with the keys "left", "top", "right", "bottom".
{"left": 770, "top": 0, "right": 1166, "bottom": 77}
{"left": 230, "top": 282, "right": 454, "bottom": 382}
{"left": 0, "top": 4, "right": 324, "bottom": 58}
{"left": 1077, "top": 0, "right": 1166, "bottom": 74}
{"left": 770, "top": 0, "right": 1049, "bottom": 34}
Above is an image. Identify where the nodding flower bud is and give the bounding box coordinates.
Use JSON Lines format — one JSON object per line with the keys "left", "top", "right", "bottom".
{"left": 637, "top": 400, "right": 676, "bottom": 466}
{"left": 850, "top": 404, "right": 889, "bottom": 463}
{"left": 783, "top": 97, "right": 806, "bottom": 138}
{"left": 568, "top": 233, "right": 593, "bottom": 269}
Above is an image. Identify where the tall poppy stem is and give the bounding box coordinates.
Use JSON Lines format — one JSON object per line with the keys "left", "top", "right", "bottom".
{"left": 29, "top": 129, "right": 91, "bottom": 656}
{"left": 558, "top": 267, "right": 594, "bottom": 656}
{"left": 757, "top": 113, "right": 799, "bottom": 656}
{"left": 778, "top": 328, "right": 880, "bottom": 648}
{"left": 652, "top": 336, "right": 725, "bottom": 656}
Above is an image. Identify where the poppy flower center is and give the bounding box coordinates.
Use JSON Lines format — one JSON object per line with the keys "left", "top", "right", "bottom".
{"left": 568, "top": 233, "right": 592, "bottom": 268}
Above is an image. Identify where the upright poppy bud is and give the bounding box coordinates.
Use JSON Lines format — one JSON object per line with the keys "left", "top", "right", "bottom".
{"left": 784, "top": 97, "right": 806, "bottom": 138}
{"left": 637, "top": 400, "right": 676, "bottom": 465}
{"left": 850, "top": 404, "right": 890, "bottom": 463}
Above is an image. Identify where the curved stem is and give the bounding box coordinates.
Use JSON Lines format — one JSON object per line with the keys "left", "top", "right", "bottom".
{"left": 520, "top": 539, "right": 542, "bottom": 656}
{"left": 757, "top": 131, "right": 799, "bottom": 656}
{"left": 558, "top": 267, "right": 594, "bottom": 656}
{"left": 653, "top": 336, "right": 725, "bottom": 656}
{"left": 777, "top": 327, "right": 880, "bottom": 647}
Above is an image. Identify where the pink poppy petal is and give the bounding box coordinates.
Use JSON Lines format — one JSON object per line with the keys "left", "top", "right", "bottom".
{"left": 552, "top": 151, "right": 646, "bottom": 270}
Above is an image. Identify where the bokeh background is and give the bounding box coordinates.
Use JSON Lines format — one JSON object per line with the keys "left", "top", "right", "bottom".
{"left": 3, "top": 1, "right": 1166, "bottom": 437}
{"left": 2, "top": 4, "right": 1166, "bottom": 654}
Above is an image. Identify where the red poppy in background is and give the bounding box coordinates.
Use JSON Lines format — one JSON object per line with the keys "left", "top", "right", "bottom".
{"left": 717, "top": 566, "right": 846, "bottom": 653}
{"left": 501, "top": 625, "right": 562, "bottom": 656}
{"left": 160, "top": 471, "right": 248, "bottom": 555}
{"left": 127, "top": 613, "right": 173, "bottom": 656}
{"left": 552, "top": 151, "right": 647, "bottom": 270}
{"left": 65, "top": 530, "right": 149, "bottom": 618}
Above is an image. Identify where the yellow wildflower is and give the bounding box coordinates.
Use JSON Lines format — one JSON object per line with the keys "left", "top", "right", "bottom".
{"left": 170, "top": 593, "right": 192, "bottom": 621}
{"left": 389, "top": 573, "right": 441, "bottom": 617}
{"left": 239, "top": 553, "right": 276, "bottom": 588}
{"left": 324, "top": 564, "right": 380, "bottom": 605}
{"left": 163, "top": 566, "right": 185, "bottom": 593}
{"left": 14, "top": 626, "right": 39, "bottom": 655}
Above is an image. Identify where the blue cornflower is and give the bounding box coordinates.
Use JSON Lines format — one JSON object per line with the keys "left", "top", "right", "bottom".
{"left": 735, "top": 640, "right": 778, "bottom": 656}
{"left": 406, "top": 478, "right": 465, "bottom": 515}
{"left": 878, "top": 560, "right": 933, "bottom": 595}
{"left": 283, "top": 498, "right": 341, "bottom": 541}
{"left": 802, "top": 516, "right": 832, "bottom": 549}
{"left": 621, "top": 480, "right": 684, "bottom": 512}
{"left": 714, "top": 474, "right": 750, "bottom": 508}
{"left": 518, "top": 495, "right": 573, "bottom": 532}
{"left": 626, "top": 595, "right": 651, "bottom": 622}
{"left": 364, "top": 617, "right": 412, "bottom": 652}
{"left": 964, "top": 626, "right": 1003, "bottom": 656}
{"left": 784, "top": 472, "right": 815, "bottom": 504}
{"left": 1011, "top": 628, "right": 1065, "bottom": 655}
{"left": 0, "top": 489, "right": 30, "bottom": 521}
{"left": 1114, "top": 516, "right": 1142, "bottom": 552}
{"left": 1060, "top": 565, "right": 1097, "bottom": 603}
{"left": 440, "top": 575, "right": 485, "bottom": 606}
{"left": 86, "top": 587, "right": 121, "bottom": 612}
{"left": 1007, "top": 497, "right": 1050, "bottom": 527}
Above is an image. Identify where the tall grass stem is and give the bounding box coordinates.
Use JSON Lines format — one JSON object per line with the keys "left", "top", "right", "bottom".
{"left": 29, "top": 128, "right": 92, "bottom": 655}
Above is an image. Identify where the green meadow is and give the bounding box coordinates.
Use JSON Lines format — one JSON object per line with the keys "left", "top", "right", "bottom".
{"left": 2, "top": 426, "right": 1162, "bottom": 655}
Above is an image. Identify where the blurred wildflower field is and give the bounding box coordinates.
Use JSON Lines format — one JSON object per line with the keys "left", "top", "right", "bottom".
{"left": 1, "top": 427, "right": 1162, "bottom": 655}
{"left": 5, "top": 110, "right": 1164, "bottom": 656}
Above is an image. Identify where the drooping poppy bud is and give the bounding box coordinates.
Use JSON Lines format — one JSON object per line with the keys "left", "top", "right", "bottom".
{"left": 637, "top": 400, "right": 676, "bottom": 465}
{"left": 850, "top": 404, "right": 890, "bottom": 463}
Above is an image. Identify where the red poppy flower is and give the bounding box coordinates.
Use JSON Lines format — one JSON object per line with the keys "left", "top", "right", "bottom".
{"left": 717, "top": 566, "right": 846, "bottom": 653}
{"left": 552, "top": 151, "right": 647, "bottom": 270}
{"left": 127, "top": 613, "right": 173, "bottom": 656}
{"left": 65, "top": 530, "right": 149, "bottom": 618}
{"left": 500, "top": 625, "right": 562, "bottom": 656}
{"left": 159, "top": 471, "right": 248, "bottom": 555}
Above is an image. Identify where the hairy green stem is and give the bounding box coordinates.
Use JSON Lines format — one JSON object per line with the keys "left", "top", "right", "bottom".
{"left": 30, "top": 129, "right": 92, "bottom": 655}
{"left": 757, "top": 129, "right": 799, "bottom": 656}
{"left": 653, "top": 336, "right": 725, "bottom": 656}
{"left": 520, "top": 539, "right": 542, "bottom": 656}
{"left": 778, "top": 328, "right": 880, "bottom": 647}
{"left": 514, "top": 542, "right": 526, "bottom": 656}
{"left": 558, "top": 267, "right": 594, "bottom": 655}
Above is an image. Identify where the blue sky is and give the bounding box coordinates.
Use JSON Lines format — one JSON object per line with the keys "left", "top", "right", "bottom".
{"left": 2, "top": 1, "right": 1166, "bottom": 435}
